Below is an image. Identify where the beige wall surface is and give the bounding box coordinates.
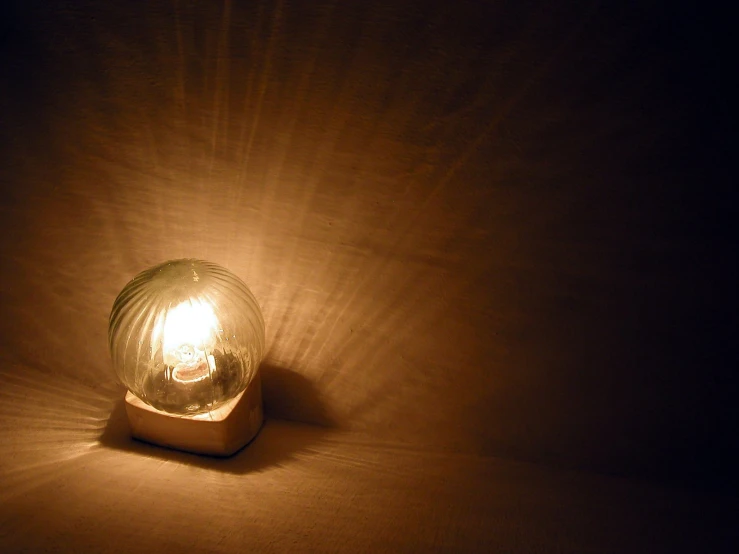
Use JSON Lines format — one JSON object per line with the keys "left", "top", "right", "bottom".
{"left": 0, "top": 0, "right": 734, "bottom": 487}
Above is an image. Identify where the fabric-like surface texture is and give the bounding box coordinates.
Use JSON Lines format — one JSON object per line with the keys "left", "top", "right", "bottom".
{"left": 0, "top": 1, "right": 735, "bottom": 550}
{"left": 0, "top": 365, "right": 736, "bottom": 553}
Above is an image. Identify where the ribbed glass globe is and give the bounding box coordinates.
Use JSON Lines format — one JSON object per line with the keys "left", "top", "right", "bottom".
{"left": 109, "top": 259, "right": 265, "bottom": 415}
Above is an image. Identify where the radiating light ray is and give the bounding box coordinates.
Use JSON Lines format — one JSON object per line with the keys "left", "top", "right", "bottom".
{"left": 232, "top": 0, "right": 286, "bottom": 213}
{"left": 0, "top": 367, "right": 118, "bottom": 407}
{"left": 208, "top": 0, "right": 232, "bottom": 166}
{"left": 0, "top": 440, "right": 101, "bottom": 502}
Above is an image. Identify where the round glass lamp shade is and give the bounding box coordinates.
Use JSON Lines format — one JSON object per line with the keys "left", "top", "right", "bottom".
{"left": 109, "top": 259, "right": 265, "bottom": 415}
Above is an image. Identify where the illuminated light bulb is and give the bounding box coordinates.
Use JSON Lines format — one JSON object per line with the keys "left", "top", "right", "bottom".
{"left": 160, "top": 300, "right": 218, "bottom": 385}
{"left": 108, "top": 259, "right": 265, "bottom": 455}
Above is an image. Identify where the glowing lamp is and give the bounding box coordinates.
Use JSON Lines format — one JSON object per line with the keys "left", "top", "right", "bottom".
{"left": 109, "top": 259, "right": 265, "bottom": 456}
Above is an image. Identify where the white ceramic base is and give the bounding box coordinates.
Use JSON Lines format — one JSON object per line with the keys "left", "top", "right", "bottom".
{"left": 124, "top": 374, "right": 263, "bottom": 456}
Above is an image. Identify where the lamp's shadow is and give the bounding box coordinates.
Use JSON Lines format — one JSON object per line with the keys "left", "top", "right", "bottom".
{"left": 260, "top": 362, "right": 338, "bottom": 427}
{"left": 99, "top": 363, "right": 339, "bottom": 474}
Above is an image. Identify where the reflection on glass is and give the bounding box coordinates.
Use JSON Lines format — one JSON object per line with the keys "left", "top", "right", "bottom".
{"left": 109, "top": 259, "right": 265, "bottom": 415}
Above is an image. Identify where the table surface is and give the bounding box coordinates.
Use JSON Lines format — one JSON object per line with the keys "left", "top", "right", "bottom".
{"left": 0, "top": 367, "right": 736, "bottom": 554}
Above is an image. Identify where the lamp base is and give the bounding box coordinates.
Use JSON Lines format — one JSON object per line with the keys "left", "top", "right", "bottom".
{"left": 124, "top": 374, "right": 263, "bottom": 456}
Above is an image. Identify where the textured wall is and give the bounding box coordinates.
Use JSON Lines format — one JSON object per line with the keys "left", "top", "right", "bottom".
{"left": 0, "top": 0, "right": 734, "bottom": 485}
